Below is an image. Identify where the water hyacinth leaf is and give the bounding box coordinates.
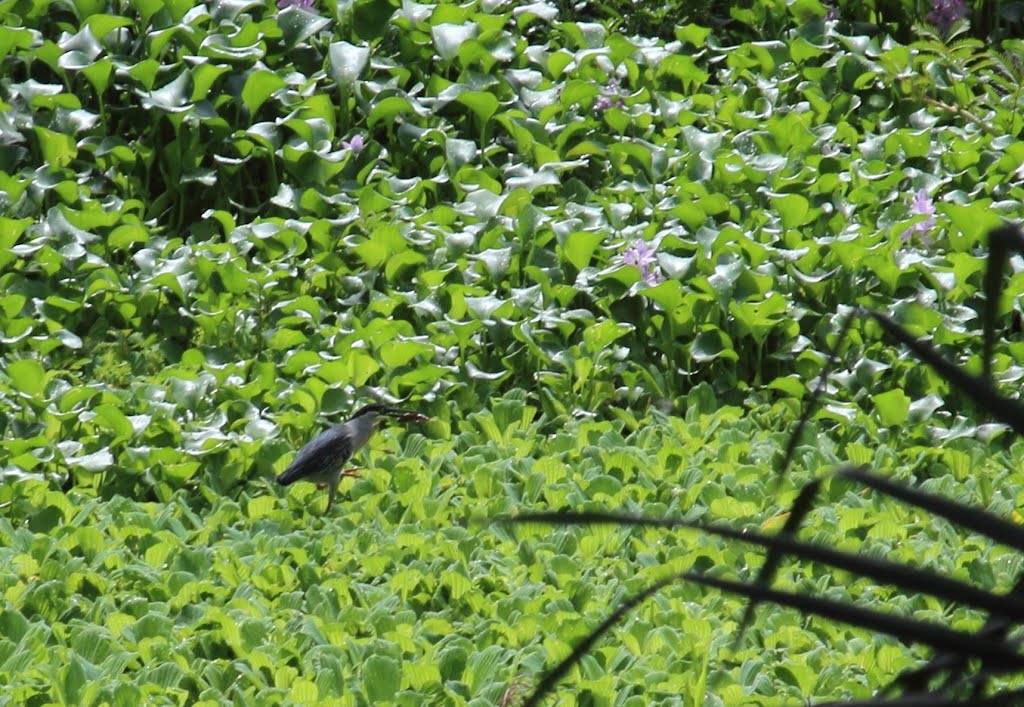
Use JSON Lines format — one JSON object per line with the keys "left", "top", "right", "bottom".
{"left": 609, "top": 141, "right": 659, "bottom": 176}
{"left": 163, "top": 461, "right": 200, "bottom": 482}
{"left": 465, "top": 361, "right": 509, "bottom": 380}
{"left": 477, "top": 248, "right": 511, "bottom": 280}
{"left": 350, "top": 0, "right": 394, "bottom": 38}
{"left": 458, "top": 189, "right": 504, "bottom": 219}
{"left": 507, "top": 169, "right": 559, "bottom": 193}
{"left": 456, "top": 91, "right": 499, "bottom": 125}
{"left": 0, "top": 293, "right": 26, "bottom": 319}
{"left": 328, "top": 41, "right": 370, "bottom": 91}
{"left": 342, "top": 350, "right": 380, "bottom": 386}
{"left": 379, "top": 340, "right": 433, "bottom": 368}
{"left": 871, "top": 389, "right": 911, "bottom": 426}
{"left": 84, "top": 13, "right": 133, "bottom": 36}
{"left": 465, "top": 294, "right": 510, "bottom": 321}
{"left": 559, "top": 79, "right": 600, "bottom": 109}
{"left": 582, "top": 319, "right": 632, "bottom": 352}
{"left": 241, "top": 70, "right": 285, "bottom": 115}
{"left": 125, "top": 59, "right": 160, "bottom": 90}
{"left": 280, "top": 8, "right": 332, "bottom": 48}
{"left": 267, "top": 328, "right": 307, "bottom": 350}
{"left": 657, "top": 54, "right": 710, "bottom": 91}
{"left": 748, "top": 153, "right": 788, "bottom": 172}
{"left": 773, "top": 193, "right": 811, "bottom": 229}
{"left": 87, "top": 223, "right": 131, "bottom": 253}
{"left": 730, "top": 294, "right": 789, "bottom": 343}
{"left": 0, "top": 26, "right": 34, "bottom": 60}
{"left": 511, "top": 0, "right": 558, "bottom": 23}
{"left": 641, "top": 280, "right": 685, "bottom": 310}
{"left": 432, "top": 23, "right": 478, "bottom": 62}
{"left": 67, "top": 450, "right": 114, "bottom": 472}
{"left": 8, "top": 359, "right": 47, "bottom": 396}
{"left": 142, "top": 70, "right": 193, "bottom": 112}
{"left": 561, "top": 231, "right": 604, "bottom": 271}
{"left": 691, "top": 327, "right": 738, "bottom": 363}
{"left": 446, "top": 137, "right": 477, "bottom": 170}
{"left": 385, "top": 250, "right": 427, "bottom": 281}
{"left": 368, "top": 96, "right": 417, "bottom": 129}
{"left": 657, "top": 252, "right": 694, "bottom": 279}
{"left": 58, "top": 50, "right": 94, "bottom": 71}
{"left": 682, "top": 125, "right": 722, "bottom": 154}
{"left": 943, "top": 203, "right": 1004, "bottom": 250}
{"left": 33, "top": 127, "right": 77, "bottom": 168}
{"left": 515, "top": 203, "right": 546, "bottom": 240}
{"left": 559, "top": 20, "right": 606, "bottom": 48}
{"left": 200, "top": 33, "right": 266, "bottom": 62}
{"left": 93, "top": 404, "right": 134, "bottom": 439}
{"left": 768, "top": 375, "right": 805, "bottom": 398}
{"left": 190, "top": 63, "right": 231, "bottom": 102}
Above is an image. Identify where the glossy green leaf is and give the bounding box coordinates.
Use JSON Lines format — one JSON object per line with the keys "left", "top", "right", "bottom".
{"left": 871, "top": 389, "right": 911, "bottom": 426}
{"left": 328, "top": 41, "right": 370, "bottom": 91}
{"left": 241, "top": 70, "right": 285, "bottom": 116}
{"left": 8, "top": 359, "right": 47, "bottom": 396}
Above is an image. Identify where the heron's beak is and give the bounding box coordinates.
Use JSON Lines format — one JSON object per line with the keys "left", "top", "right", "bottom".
{"left": 396, "top": 412, "right": 430, "bottom": 423}
{"left": 381, "top": 407, "right": 431, "bottom": 424}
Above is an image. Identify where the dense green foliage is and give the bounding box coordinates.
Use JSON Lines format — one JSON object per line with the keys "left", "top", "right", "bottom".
{"left": 3, "top": 0, "right": 1024, "bottom": 702}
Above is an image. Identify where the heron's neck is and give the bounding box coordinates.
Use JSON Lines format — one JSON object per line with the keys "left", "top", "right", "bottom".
{"left": 345, "top": 413, "right": 377, "bottom": 452}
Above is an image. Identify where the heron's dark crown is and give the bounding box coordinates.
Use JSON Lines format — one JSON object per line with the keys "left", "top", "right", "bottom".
{"left": 350, "top": 403, "right": 387, "bottom": 419}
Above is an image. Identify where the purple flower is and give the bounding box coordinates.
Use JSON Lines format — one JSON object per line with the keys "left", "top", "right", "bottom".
{"left": 341, "top": 134, "right": 365, "bottom": 154}
{"left": 822, "top": 142, "right": 839, "bottom": 157}
{"left": 620, "top": 239, "right": 662, "bottom": 286}
{"left": 824, "top": 4, "right": 840, "bottom": 21}
{"left": 901, "top": 188, "right": 937, "bottom": 243}
{"left": 594, "top": 79, "right": 625, "bottom": 112}
{"left": 910, "top": 188, "right": 935, "bottom": 218}
{"left": 278, "top": 0, "right": 315, "bottom": 9}
{"left": 927, "top": 0, "right": 968, "bottom": 35}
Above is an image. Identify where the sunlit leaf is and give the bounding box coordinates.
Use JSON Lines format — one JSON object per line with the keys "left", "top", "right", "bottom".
{"left": 328, "top": 41, "right": 370, "bottom": 91}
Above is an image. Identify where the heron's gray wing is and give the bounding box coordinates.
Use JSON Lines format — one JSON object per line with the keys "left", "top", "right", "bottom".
{"left": 276, "top": 427, "right": 352, "bottom": 485}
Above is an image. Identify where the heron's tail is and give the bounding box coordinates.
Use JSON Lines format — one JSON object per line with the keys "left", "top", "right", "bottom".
{"left": 276, "top": 465, "right": 304, "bottom": 485}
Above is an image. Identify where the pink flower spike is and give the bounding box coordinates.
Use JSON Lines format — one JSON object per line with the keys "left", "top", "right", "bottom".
{"left": 620, "top": 239, "right": 663, "bottom": 286}
{"left": 621, "top": 240, "right": 655, "bottom": 268}
{"left": 901, "top": 188, "right": 937, "bottom": 244}
{"left": 910, "top": 188, "right": 935, "bottom": 216}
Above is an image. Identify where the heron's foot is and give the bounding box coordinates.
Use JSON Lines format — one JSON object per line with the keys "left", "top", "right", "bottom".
{"left": 315, "top": 469, "right": 361, "bottom": 490}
